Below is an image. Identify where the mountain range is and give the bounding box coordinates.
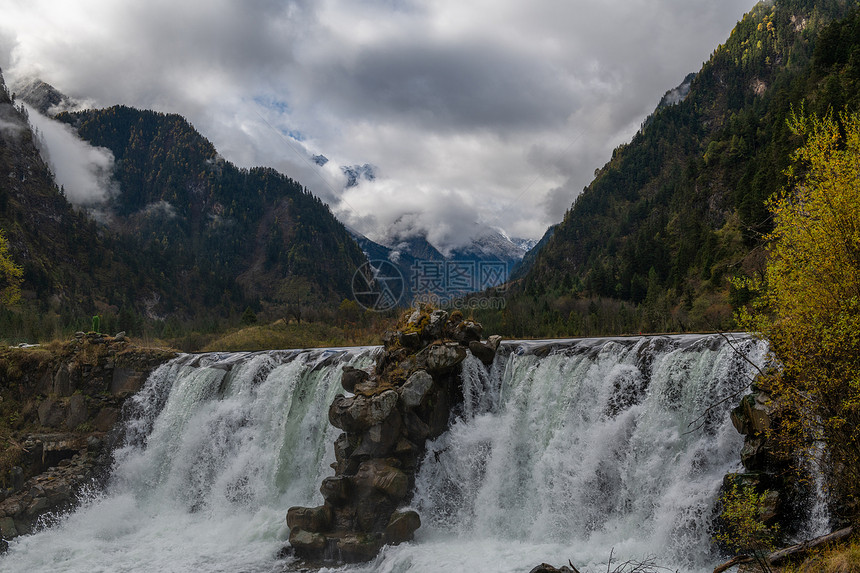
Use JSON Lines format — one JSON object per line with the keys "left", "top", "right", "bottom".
{"left": 3, "top": 0, "right": 860, "bottom": 342}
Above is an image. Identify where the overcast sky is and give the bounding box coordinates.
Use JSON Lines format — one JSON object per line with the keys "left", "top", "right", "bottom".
{"left": 0, "top": 0, "right": 756, "bottom": 251}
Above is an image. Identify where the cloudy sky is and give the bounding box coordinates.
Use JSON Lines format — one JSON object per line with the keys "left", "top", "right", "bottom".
{"left": 0, "top": 0, "right": 755, "bottom": 252}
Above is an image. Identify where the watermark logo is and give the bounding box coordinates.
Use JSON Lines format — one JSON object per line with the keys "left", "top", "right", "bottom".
{"left": 352, "top": 259, "right": 509, "bottom": 311}
{"left": 411, "top": 260, "right": 509, "bottom": 293}
{"left": 352, "top": 260, "right": 405, "bottom": 311}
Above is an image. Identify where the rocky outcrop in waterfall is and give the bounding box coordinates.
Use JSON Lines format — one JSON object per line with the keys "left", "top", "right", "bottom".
{"left": 720, "top": 383, "right": 795, "bottom": 536}
{"left": 287, "top": 307, "right": 500, "bottom": 562}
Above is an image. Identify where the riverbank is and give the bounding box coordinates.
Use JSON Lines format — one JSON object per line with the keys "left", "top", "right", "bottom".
{"left": 0, "top": 334, "right": 176, "bottom": 540}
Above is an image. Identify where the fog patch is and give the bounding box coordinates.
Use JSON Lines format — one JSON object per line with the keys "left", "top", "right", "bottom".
{"left": 142, "top": 200, "right": 178, "bottom": 218}
{"left": 23, "top": 103, "right": 117, "bottom": 206}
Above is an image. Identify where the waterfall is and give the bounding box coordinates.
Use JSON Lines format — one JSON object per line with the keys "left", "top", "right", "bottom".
{"left": 3, "top": 335, "right": 766, "bottom": 573}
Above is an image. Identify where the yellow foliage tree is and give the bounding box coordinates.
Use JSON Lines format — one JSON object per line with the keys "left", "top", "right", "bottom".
{"left": 0, "top": 229, "right": 23, "bottom": 306}
{"left": 740, "top": 108, "right": 860, "bottom": 517}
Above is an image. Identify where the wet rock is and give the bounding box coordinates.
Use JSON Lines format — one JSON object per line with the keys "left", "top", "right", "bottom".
{"left": 403, "top": 411, "right": 431, "bottom": 442}
{"left": 385, "top": 510, "right": 420, "bottom": 544}
{"left": 426, "top": 343, "right": 467, "bottom": 374}
{"left": 287, "top": 505, "right": 332, "bottom": 532}
{"left": 334, "top": 433, "right": 355, "bottom": 469}
{"left": 289, "top": 311, "right": 479, "bottom": 562}
{"left": 529, "top": 564, "right": 578, "bottom": 573}
{"left": 337, "top": 533, "right": 384, "bottom": 561}
{"left": 329, "top": 391, "right": 398, "bottom": 433}
{"left": 352, "top": 410, "right": 402, "bottom": 458}
{"left": 289, "top": 528, "right": 327, "bottom": 554}
{"left": 468, "top": 340, "right": 497, "bottom": 365}
{"left": 320, "top": 476, "right": 350, "bottom": 506}
{"left": 25, "top": 497, "right": 49, "bottom": 516}
{"left": 0, "top": 516, "right": 17, "bottom": 538}
{"left": 341, "top": 366, "right": 369, "bottom": 393}
{"left": 398, "top": 370, "right": 433, "bottom": 408}
{"left": 354, "top": 459, "right": 408, "bottom": 500}
{"left": 759, "top": 489, "right": 781, "bottom": 523}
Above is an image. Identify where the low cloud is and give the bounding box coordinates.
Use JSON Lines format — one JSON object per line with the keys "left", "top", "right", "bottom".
{"left": 142, "top": 200, "right": 178, "bottom": 218}
{"left": 0, "top": 116, "right": 24, "bottom": 136}
{"left": 24, "top": 103, "right": 117, "bottom": 206}
{"left": 1, "top": 0, "right": 756, "bottom": 250}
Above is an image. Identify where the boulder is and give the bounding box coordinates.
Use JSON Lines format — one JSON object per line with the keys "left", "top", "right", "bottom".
{"left": 37, "top": 399, "right": 66, "bottom": 428}
{"left": 424, "top": 310, "right": 448, "bottom": 340}
{"left": 353, "top": 410, "right": 402, "bottom": 458}
{"left": 289, "top": 528, "right": 327, "bottom": 554}
{"left": 329, "top": 391, "right": 399, "bottom": 432}
{"left": 320, "top": 476, "right": 350, "bottom": 506}
{"left": 337, "top": 533, "right": 384, "bottom": 562}
{"left": 731, "top": 393, "right": 774, "bottom": 435}
{"left": 354, "top": 459, "right": 409, "bottom": 500}
{"left": 426, "top": 343, "right": 467, "bottom": 374}
{"left": 487, "top": 334, "right": 503, "bottom": 351}
{"left": 529, "top": 564, "right": 578, "bottom": 573}
{"left": 287, "top": 505, "right": 332, "bottom": 532}
{"left": 468, "top": 340, "right": 497, "bottom": 365}
{"left": 341, "top": 366, "right": 369, "bottom": 393}
{"left": 403, "top": 411, "right": 431, "bottom": 442}
{"left": 385, "top": 510, "right": 421, "bottom": 544}
{"left": 382, "top": 331, "right": 399, "bottom": 350}
{"left": 334, "top": 433, "right": 355, "bottom": 467}
{"left": 399, "top": 370, "right": 434, "bottom": 408}
{"left": 400, "top": 331, "right": 421, "bottom": 349}
{"left": 406, "top": 309, "right": 422, "bottom": 326}
{"left": 740, "top": 435, "right": 771, "bottom": 471}
{"left": 52, "top": 365, "right": 73, "bottom": 396}
{"left": 450, "top": 320, "right": 482, "bottom": 344}
{"left": 65, "top": 394, "right": 88, "bottom": 429}
{"left": 0, "top": 516, "right": 17, "bottom": 538}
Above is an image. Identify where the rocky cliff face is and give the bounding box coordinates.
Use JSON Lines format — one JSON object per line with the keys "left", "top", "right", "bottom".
{"left": 287, "top": 307, "right": 500, "bottom": 562}
{"left": 0, "top": 335, "right": 175, "bottom": 543}
{"left": 719, "top": 381, "right": 813, "bottom": 542}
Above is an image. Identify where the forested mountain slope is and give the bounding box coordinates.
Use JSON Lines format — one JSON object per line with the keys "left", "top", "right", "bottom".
{"left": 495, "top": 0, "right": 860, "bottom": 337}
{"left": 0, "top": 72, "right": 368, "bottom": 341}
{"left": 57, "top": 106, "right": 367, "bottom": 312}
{"left": 0, "top": 72, "right": 160, "bottom": 338}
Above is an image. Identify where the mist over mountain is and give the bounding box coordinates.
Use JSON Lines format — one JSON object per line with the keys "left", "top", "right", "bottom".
{"left": 0, "top": 74, "right": 368, "bottom": 337}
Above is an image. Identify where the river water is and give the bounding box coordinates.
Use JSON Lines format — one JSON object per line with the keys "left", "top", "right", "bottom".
{"left": 2, "top": 335, "right": 767, "bottom": 573}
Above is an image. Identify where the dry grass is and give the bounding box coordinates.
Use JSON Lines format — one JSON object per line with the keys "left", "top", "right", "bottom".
{"left": 778, "top": 539, "right": 860, "bottom": 573}
{"left": 201, "top": 319, "right": 384, "bottom": 352}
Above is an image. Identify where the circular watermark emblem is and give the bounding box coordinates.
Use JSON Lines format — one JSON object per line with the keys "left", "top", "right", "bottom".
{"left": 352, "top": 260, "right": 405, "bottom": 311}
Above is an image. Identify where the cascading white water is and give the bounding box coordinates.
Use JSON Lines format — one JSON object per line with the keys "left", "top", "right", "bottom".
{"left": 3, "top": 335, "right": 766, "bottom": 573}
{"left": 2, "top": 348, "right": 377, "bottom": 573}
{"left": 337, "top": 335, "right": 768, "bottom": 573}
